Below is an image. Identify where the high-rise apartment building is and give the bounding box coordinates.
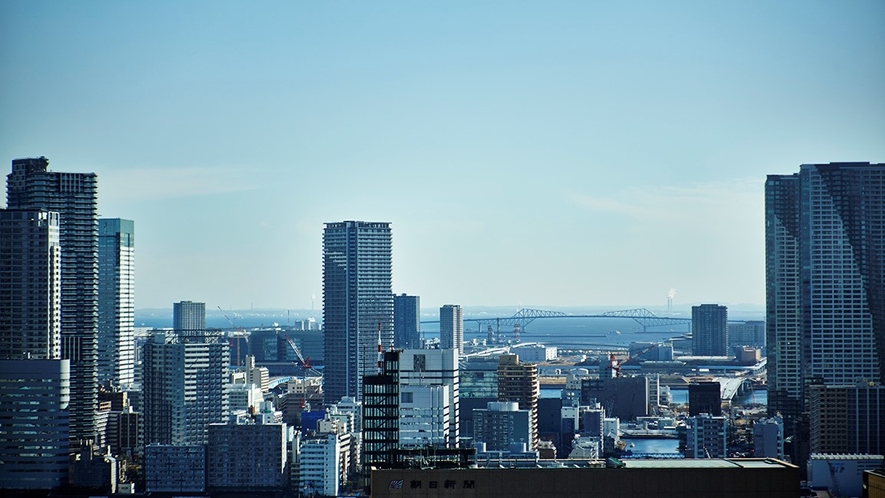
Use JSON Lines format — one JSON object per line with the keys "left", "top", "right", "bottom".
{"left": 692, "top": 304, "right": 728, "bottom": 356}
{"left": 809, "top": 384, "right": 884, "bottom": 455}
{"left": 323, "top": 221, "right": 393, "bottom": 403}
{"left": 497, "top": 354, "right": 539, "bottom": 449}
{"left": 473, "top": 401, "right": 532, "bottom": 452}
{"left": 142, "top": 332, "right": 229, "bottom": 446}
{"left": 685, "top": 413, "right": 727, "bottom": 458}
{"left": 393, "top": 294, "right": 420, "bottom": 349}
{"left": 0, "top": 209, "right": 61, "bottom": 360}
{"left": 765, "top": 163, "right": 885, "bottom": 431}
{"left": 6, "top": 156, "right": 99, "bottom": 446}
{"left": 173, "top": 301, "right": 205, "bottom": 333}
{"left": 439, "top": 304, "right": 463, "bottom": 355}
{"left": 98, "top": 219, "right": 135, "bottom": 387}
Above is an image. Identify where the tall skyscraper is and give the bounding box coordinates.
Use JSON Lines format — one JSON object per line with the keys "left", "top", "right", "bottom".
{"left": 691, "top": 304, "right": 728, "bottom": 356}
{"left": 142, "top": 332, "right": 230, "bottom": 446}
{"left": 0, "top": 209, "right": 61, "bottom": 360}
{"left": 98, "top": 218, "right": 135, "bottom": 388}
{"left": 0, "top": 208, "right": 69, "bottom": 490}
{"left": 6, "top": 156, "right": 99, "bottom": 446}
{"left": 393, "top": 293, "right": 420, "bottom": 349}
{"left": 323, "top": 221, "right": 393, "bottom": 403}
{"left": 173, "top": 300, "right": 205, "bottom": 333}
{"left": 766, "top": 162, "right": 885, "bottom": 431}
{"left": 439, "top": 304, "right": 463, "bottom": 355}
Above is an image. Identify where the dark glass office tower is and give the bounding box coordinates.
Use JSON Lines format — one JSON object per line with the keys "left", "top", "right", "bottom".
{"left": 393, "top": 293, "right": 420, "bottom": 349}
{"left": 323, "top": 221, "right": 393, "bottom": 404}
{"left": 7, "top": 157, "right": 98, "bottom": 447}
{"left": 765, "top": 163, "right": 885, "bottom": 433}
{"left": 691, "top": 304, "right": 728, "bottom": 356}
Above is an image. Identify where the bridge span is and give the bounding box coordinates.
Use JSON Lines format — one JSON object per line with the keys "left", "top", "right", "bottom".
{"left": 713, "top": 377, "right": 755, "bottom": 402}
{"left": 423, "top": 308, "right": 694, "bottom": 333}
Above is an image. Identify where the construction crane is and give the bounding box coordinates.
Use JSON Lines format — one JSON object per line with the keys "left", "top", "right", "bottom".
{"left": 606, "top": 353, "right": 622, "bottom": 378}
{"left": 280, "top": 332, "right": 319, "bottom": 409}
{"left": 218, "top": 306, "right": 246, "bottom": 367}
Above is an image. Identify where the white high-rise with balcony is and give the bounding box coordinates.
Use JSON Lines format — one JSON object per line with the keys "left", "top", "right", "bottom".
{"left": 98, "top": 219, "right": 135, "bottom": 387}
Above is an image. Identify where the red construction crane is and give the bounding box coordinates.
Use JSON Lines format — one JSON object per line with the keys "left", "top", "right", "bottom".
{"left": 606, "top": 353, "right": 622, "bottom": 378}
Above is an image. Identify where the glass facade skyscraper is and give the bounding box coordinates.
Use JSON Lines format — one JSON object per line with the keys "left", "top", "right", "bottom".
{"left": 393, "top": 293, "right": 420, "bottom": 349}
{"left": 323, "top": 221, "right": 393, "bottom": 404}
{"left": 765, "top": 162, "right": 885, "bottom": 432}
{"left": 98, "top": 218, "right": 135, "bottom": 387}
{"left": 6, "top": 156, "right": 98, "bottom": 447}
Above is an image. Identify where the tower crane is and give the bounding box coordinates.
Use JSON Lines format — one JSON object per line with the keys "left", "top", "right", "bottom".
{"left": 218, "top": 306, "right": 246, "bottom": 367}
{"left": 280, "top": 332, "right": 318, "bottom": 409}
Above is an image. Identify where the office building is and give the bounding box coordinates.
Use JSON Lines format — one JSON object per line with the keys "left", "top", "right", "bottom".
{"left": 97, "top": 218, "right": 135, "bottom": 388}
{"left": 809, "top": 384, "right": 885, "bottom": 455}
{"left": 398, "top": 349, "right": 460, "bottom": 445}
{"left": 754, "top": 416, "right": 785, "bottom": 459}
{"left": 692, "top": 304, "right": 728, "bottom": 356}
{"left": 473, "top": 401, "right": 533, "bottom": 452}
{"left": 399, "top": 384, "right": 450, "bottom": 447}
{"left": 7, "top": 156, "right": 99, "bottom": 446}
{"left": 0, "top": 209, "right": 60, "bottom": 360}
{"left": 0, "top": 359, "right": 70, "bottom": 490}
{"left": 362, "top": 350, "right": 400, "bottom": 469}
{"left": 323, "top": 221, "right": 393, "bottom": 403}
{"left": 173, "top": 300, "right": 205, "bottom": 333}
{"left": 142, "top": 332, "right": 229, "bottom": 446}
{"left": 370, "top": 460, "right": 800, "bottom": 498}
{"left": 497, "top": 354, "right": 539, "bottom": 448}
{"left": 580, "top": 376, "right": 649, "bottom": 421}
{"left": 393, "top": 293, "right": 421, "bottom": 349}
{"left": 685, "top": 413, "right": 727, "bottom": 458}
{"left": 207, "top": 421, "right": 287, "bottom": 490}
{"left": 439, "top": 304, "right": 464, "bottom": 355}
{"left": 688, "top": 381, "right": 722, "bottom": 417}
{"left": 766, "top": 163, "right": 885, "bottom": 432}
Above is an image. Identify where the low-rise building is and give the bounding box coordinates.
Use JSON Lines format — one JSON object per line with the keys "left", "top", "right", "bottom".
{"left": 370, "top": 459, "right": 799, "bottom": 498}
{"left": 753, "top": 416, "right": 784, "bottom": 459}
{"left": 807, "top": 453, "right": 884, "bottom": 498}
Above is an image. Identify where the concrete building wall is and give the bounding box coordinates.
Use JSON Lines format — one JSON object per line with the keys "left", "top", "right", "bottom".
{"left": 370, "top": 461, "right": 800, "bottom": 498}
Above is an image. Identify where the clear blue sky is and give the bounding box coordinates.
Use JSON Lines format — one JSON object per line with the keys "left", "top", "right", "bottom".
{"left": 2, "top": 1, "right": 883, "bottom": 311}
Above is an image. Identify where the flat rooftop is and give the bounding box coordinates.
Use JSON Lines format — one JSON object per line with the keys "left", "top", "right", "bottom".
{"left": 624, "top": 458, "right": 795, "bottom": 470}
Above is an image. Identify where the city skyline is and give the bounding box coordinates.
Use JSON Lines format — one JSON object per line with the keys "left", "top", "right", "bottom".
{"left": 2, "top": 2, "right": 884, "bottom": 310}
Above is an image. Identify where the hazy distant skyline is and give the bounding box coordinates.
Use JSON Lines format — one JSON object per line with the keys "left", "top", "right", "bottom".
{"left": 2, "top": 2, "right": 884, "bottom": 310}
